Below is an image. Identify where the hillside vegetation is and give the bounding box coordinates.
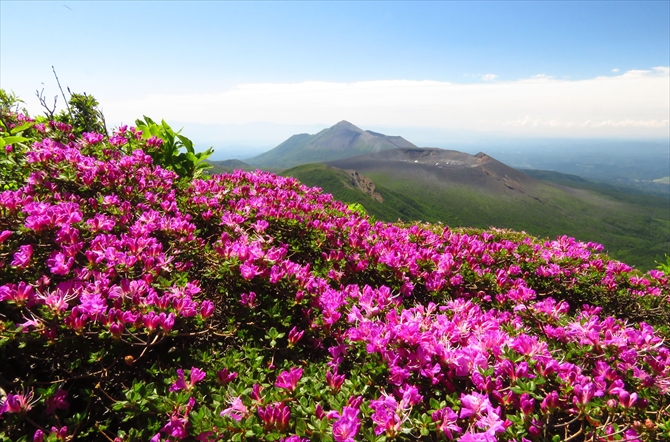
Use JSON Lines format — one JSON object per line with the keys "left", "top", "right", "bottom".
{"left": 285, "top": 162, "right": 669, "bottom": 271}
{"left": 1, "top": 91, "right": 670, "bottom": 442}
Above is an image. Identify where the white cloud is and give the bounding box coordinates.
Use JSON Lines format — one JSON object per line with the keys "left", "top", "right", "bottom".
{"left": 481, "top": 74, "right": 498, "bottom": 81}
{"left": 611, "top": 68, "right": 619, "bottom": 73}
{"left": 103, "top": 67, "right": 670, "bottom": 140}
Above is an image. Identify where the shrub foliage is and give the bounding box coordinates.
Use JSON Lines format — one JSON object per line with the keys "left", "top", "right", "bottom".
{"left": 1, "top": 93, "right": 669, "bottom": 442}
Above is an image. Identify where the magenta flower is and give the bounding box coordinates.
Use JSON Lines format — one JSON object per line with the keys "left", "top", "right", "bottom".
{"left": 250, "top": 383, "right": 264, "bottom": 401}
{"left": 46, "top": 389, "right": 70, "bottom": 414}
{"left": 459, "top": 432, "right": 497, "bottom": 442}
{"left": 0, "top": 230, "right": 11, "bottom": 243}
{"left": 49, "top": 426, "right": 68, "bottom": 441}
{"left": 474, "top": 407, "right": 506, "bottom": 437}
{"left": 258, "top": 402, "right": 291, "bottom": 432}
{"left": 280, "top": 436, "right": 309, "bottom": 442}
{"left": 109, "top": 135, "right": 128, "bottom": 146}
{"left": 326, "top": 370, "right": 345, "bottom": 391}
{"left": 332, "top": 406, "right": 361, "bottom": 442}
{"left": 540, "top": 390, "right": 559, "bottom": 412}
{"left": 287, "top": 326, "right": 304, "bottom": 346}
{"left": 370, "top": 393, "right": 405, "bottom": 436}
{"left": 82, "top": 132, "right": 104, "bottom": 144}
{"left": 519, "top": 393, "right": 535, "bottom": 415}
{"left": 78, "top": 293, "right": 107, "bottom": 316}
{"left": 432, "top": 407, "right": 462, "bottom": 440}
{"left": 216, "top": 368, "right": 238, "bottom": 385}
{"left": 33, "top": 430, "right": 45, "bottom": 442}
{"left": 11, "top": 244, "right": 33, "bottom": 268}
{"left": 220, "top": 396, "right": 247, "bottom": 421}
{"left": 170, "top": 367, "right": 206, "bottom": 392}
{"left": 199, "top": 300, "right": 215, "bottom": 318}
{"left": 275, "top": 367, "right": 303, "bottom": 392}
{"left": 459, "top": 392, "right": 493, "bottom": 419}
{"left": 1, "top": 390, "right": 36, "bottom": 414}
{"left": 240, "top": 291, "right": 257, "bottom": 308}
{"left": 0, "top": 282, "right": 35, "bottom": 306}
{"left": 239, "top": 262, "right": 261, "bottom": 280}
{"left": 618, "top": 390, "right": 638, "bottom": 408}
{"left": 46, "top": 251, "right": 74, "bottom": 275}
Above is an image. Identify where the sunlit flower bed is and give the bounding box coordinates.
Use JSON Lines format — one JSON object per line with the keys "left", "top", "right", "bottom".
{"left": 1, "top": 112, "right": 669, "bottom": 441}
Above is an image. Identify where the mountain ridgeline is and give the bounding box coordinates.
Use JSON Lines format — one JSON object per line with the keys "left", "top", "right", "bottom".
{"left": 245, "top": 120, "right": 416, "bottom": 169}
{"left": 211, "top": 122, "right": 669, "bottom": 270}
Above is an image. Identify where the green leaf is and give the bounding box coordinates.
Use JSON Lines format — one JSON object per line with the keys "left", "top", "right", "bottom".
{"left": 0, "top": 135, "right": 30, "bottom": 146}
{"left": 10, "top": 121, "right": 35, "bottom": 134}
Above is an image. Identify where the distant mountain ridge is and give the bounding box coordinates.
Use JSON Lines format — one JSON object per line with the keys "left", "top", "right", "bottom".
{"left": 246, "top": 121, "right": 416, "bottom": 168}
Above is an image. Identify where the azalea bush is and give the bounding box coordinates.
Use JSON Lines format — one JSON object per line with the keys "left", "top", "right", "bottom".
{"left": 1, "top": 95, "right": 669, "bottom": 442}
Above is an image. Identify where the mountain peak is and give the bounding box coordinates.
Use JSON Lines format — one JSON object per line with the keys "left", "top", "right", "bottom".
{"left": 246, "top": 122, "right": 417, "bottom": 169}
{"left": 332, "top": 120, "right": 363, "bottom": 132}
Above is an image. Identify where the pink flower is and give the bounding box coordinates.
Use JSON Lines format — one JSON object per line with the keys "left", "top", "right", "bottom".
{"left": 216, "top": 368, "right": 238, "bottom": 384}
{"left": 250, "top": 383, "right": 264, "bottom": 401}
{"left": 432, "top": 407, "right": 462, "bottom": 440}
{"left": 1, "top": 390, "right": 36, "bottom": 414}
{"left": 540, "top": 390, "right": 559, "bottom": 412}
{"left": 258, "top": 402, "right": 291, "bottom": 432}
{"left": 50, "top": 426, "right": 68, "bottom": 441}
{"left": 46, "top": 251, "right": 74, "bottom": 275}
{"left": 240, "top": 262, "right": 261, "bottom": 280}
{"left": 199, "top": 300, "right": 215, "bottom": 318}
{"left": 332, "top": 406, "right": 361, "bottom": 442}
{"left": 474, "top": 408, "right": 506, "bottom": 436}
{"left": 109, "top": 135, "right": 128, "bottom": 146}
{"left": 275, "top": 367, "right": 303, "bottom": 392}
{"left": 460, "top": 392, "right": 493, "bottom": 419}
{"left": 46, "top": 389, "right": 70, "bottom": 414}
{"left": 79, "top": 293, "right": 107, "bottom": 316}
{"left": 240, "top": 291, "right": 257, "bottom": 308}
{"left": 170, "top": 367, "right": 206, "bottom": 392}
{"left": 82, "top": 132, "right": 104, "bottom": 144}
{"left": 370, "top": 393, "right": 404, "bottom": 436}
{"left": 280, "top": 437, "right": 309, "bottom": 442}
{"left": 11, "top": 244, "right": 33, "bottom": 268}
{"left": 0, "top": 282, "right": 35, "bottom": 306}
{"left": 287, "top": 326, "right": 304, "bottom": 346}
{"left": 0, "top": 230, "right": 11, "bottom": 243}
{"left": 519, "top": 393, "right": 535, "bottom": 415}
{"left": 326, "top": 370, "right": 345, "bottom": 391}
{"left": 220, "top": 396, "right": 247, "bottom": 421}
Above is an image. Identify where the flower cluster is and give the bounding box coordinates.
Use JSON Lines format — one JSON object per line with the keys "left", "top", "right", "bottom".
{"left": 1, "top": 112, "right": 668, "bottom": 441}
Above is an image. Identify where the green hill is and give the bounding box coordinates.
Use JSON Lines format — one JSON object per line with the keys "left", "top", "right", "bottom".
{"left": 205, "top": 159, "right": 253, "bottom": 175}
{"left": 285, "top": 157, "right": 669, "bottom": 270}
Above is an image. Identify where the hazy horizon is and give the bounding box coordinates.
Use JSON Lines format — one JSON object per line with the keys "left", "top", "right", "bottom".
{"left": 197, "top": 122, "right": 669, "bottom": 161}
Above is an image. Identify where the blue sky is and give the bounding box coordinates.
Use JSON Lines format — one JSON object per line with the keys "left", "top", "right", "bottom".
{"left": 1, "top": 1, "right": 668, "bottom": 155}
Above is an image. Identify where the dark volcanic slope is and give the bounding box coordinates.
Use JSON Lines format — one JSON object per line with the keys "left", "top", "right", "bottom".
{"left": 328, "top": 148, "right": 543, "bottom": 198}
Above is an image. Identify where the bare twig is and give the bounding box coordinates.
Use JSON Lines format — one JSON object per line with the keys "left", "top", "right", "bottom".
{"left": 52, "top": 66, "right": 71, "bottom": 119}
{"left": 35, "top": 88, "right": 57, "bottom": 120}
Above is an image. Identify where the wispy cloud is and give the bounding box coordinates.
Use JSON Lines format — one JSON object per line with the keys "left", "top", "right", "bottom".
{"left": 481, "top": 74, "right": 498, "bottom": 81}
{"left": 105, "top": 68, "right": 670, "bottom": 139}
